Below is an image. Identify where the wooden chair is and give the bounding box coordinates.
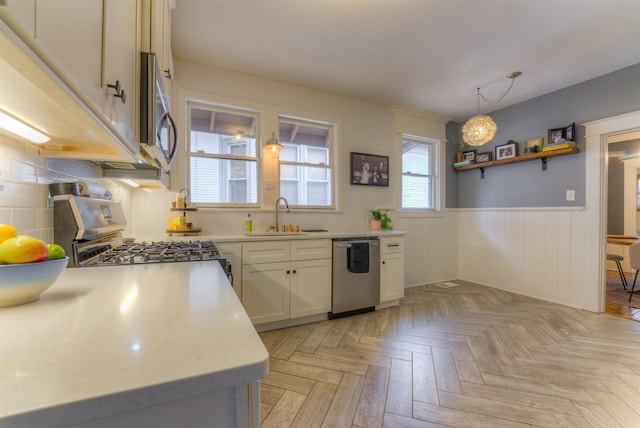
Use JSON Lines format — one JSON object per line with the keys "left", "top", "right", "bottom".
{"left": 607, "top": 253, "right": 628, "bottom": 291}
{"left": 628, "top": 242, "right": 640, "bottom": 302}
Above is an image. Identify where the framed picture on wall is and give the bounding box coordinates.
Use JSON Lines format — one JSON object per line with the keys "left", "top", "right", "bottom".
{"left": 495, "top": 141, "right": 517, "bottom": 160}
{"left": 350, "top": 152, "right": 389, "bottom": 186}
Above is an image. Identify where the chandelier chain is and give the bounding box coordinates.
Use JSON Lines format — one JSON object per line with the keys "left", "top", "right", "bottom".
{"left": 477, "top": 75, "right": 517, "bottom": 106}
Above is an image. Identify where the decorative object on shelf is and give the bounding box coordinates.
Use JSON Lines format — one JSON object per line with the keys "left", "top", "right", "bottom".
{"left": 265, "top": 132, "right": 283, "bottom": 154}
{"left": 453, "top": 160, "right": 472, "bottom": 169}
{"left": 461, "top": 71, "right": 522, "bottom": 147}
{"left": 476, "top": 152, "right": 492, "bottom": 163}
{"left": 456, "top": 146, "right": 579, "bottom": 179}
{"left": 462, "top": 150, "right": 476, "bottom": 163}
{"left": 565, "top": 123, "right": 576, "bottom": 141}
{"left": 351, "top": 152, "right": 389, "bottom": 186}
{"left": 370, "top": 210, "right": 393, "bottom": 230}
{"left": 524, "top": 137, "right": 543, "bottom": 154}
{"left": 495, "top": 140, "right": 518, "bottom": 160}
{"left": 545, "top": 122, "right": 576, "bottom": 150}
{"left": 548, "top": 127, "right": 565, "bottom": 145}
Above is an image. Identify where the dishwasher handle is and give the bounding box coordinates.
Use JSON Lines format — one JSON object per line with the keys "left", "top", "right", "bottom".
{"left": 334, "top": 240, "right": 379, "bottom": 248}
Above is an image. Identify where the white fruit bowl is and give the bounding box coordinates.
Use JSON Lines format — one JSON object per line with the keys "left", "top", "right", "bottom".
{"left": 0, "top": 257, "right": 69, "bottom": 308}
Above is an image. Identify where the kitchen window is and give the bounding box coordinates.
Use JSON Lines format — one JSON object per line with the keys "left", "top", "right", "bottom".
{"left": 278, "top": 115, "right": 336, "bottom": 208}
{"left": 187, "top": 102, "right": 260, "bottom": 206}
{"left": 401, "top": 134, "right": 438, "bottom": 210}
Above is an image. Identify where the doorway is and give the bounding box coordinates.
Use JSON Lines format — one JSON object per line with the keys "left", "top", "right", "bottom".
{"left": 584, "top": 110, "right": 640, "bottom": 313}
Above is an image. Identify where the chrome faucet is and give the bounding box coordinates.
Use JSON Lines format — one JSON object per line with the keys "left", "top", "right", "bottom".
{"left": 268, "top": 197, "right": 289, "bottom": 232}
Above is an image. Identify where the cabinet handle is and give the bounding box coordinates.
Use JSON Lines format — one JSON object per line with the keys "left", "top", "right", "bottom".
{"left": 293, "top": 270, "right": 297, "bottom": 274}
{"left": 382, "top": 261, "right": 386, "bottom": 264}
{"left": 107, "top": 80, "right": 126, "bottom": 104}
{"left": 164, "top": 69, "right": 172, "bottom": 80}
{"left": 286, "top": 270, "right": 291, "bottom": 274}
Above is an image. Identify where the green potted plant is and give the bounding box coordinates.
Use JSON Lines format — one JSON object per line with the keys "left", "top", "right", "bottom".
{"left": 370, "top": 210, "right": 393, "bottom": 231}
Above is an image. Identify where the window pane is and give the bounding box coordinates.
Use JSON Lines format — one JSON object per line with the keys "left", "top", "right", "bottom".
{"left": 190, "top": 107, "right": 256, "bottom": 155}
{"left": 278, "top": 115, "right": 335, "bottom": 208}
{"left": 402, "top": 175, "right": 433, "bottom": 209}
{"left": 190, "top": 157, "right": 257, "bottom": 204}
{"left": 401, "top": 135, "right": 437, "bottom": 210}
{"left": 402, "top": 142, "right": 431, "bottom": 175}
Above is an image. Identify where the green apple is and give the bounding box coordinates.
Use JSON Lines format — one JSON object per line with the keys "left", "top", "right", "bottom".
{"left": 47, "top": 243, "right": 66, "bottom": 260}
{"left": 0, "top": 235, "right": 49, "bottom": 264}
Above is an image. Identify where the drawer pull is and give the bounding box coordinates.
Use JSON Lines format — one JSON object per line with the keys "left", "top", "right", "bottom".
{"left": 387, "top": 244, "right": 400, "bottom": 248}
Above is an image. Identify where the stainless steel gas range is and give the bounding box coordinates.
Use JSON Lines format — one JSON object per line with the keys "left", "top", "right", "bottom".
{"left": 53, "top": 195, "right": 231, "bottom": 280}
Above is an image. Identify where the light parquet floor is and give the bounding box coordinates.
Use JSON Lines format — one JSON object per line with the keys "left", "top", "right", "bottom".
{"left": 258, "top": 280, "right": 640, "bottom": 427}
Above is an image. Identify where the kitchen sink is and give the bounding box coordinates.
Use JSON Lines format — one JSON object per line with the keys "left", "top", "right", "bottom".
{"left": 245, "top": 232, "right": 308, "bottom": 237}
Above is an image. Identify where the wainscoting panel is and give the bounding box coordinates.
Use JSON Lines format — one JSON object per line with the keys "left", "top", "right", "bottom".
{"left": 457, "top": 208, "right": 595, "bottom": 311}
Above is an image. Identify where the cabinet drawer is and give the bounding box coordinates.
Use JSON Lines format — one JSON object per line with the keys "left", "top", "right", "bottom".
{"left": 243, "top": 241, "right": 290, "bottom": 264}
{"left": 380, "top": 237, "right": 403, "bottom": 254}
{"left": 291, "top": 239, "right": 331, "bottom": 261}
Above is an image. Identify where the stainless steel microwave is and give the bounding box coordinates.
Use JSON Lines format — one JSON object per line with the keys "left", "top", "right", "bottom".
{"left": 140, "top": 52, "right": 177, "bottom": 172}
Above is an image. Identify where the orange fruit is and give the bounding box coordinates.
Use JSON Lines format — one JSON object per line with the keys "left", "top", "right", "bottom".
{"left": 0, "top": 224, "right": 17, "bottom": 244}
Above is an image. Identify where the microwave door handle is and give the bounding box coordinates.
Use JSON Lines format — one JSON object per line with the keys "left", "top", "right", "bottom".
{"left": 156, "top": 112, "right": 177, "bottom": 165}
{"left": 166, "top": 112, "right": 178, "bottom": 164}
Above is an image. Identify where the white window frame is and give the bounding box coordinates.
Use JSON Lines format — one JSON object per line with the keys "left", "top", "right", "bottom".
{"left": 186, "top": 100, "right": 261, "bottom": 208}
{"left": 400, "top": 134, "right": 440, "bottom": 212}
{"left": 277, "top": 115, "right": 337, "bottom": 210}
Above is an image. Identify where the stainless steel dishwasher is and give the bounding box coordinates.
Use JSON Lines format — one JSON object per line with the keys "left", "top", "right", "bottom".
{"left": 330, "top": 237, "right": 380, "bottom": 319}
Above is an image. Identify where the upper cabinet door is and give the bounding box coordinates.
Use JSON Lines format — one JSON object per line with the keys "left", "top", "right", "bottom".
{"left": 1, "top": 0, "right": 35, "bottom": 36}
{"left": 103, "top": 0, "right": 139, "bottom": 149}
{"left": 35, "top": 0, "right": 103, "bottom": 109}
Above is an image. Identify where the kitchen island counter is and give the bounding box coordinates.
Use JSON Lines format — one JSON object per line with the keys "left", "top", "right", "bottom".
{"left": 0, "top": 262, "right": 268, "bottom": 427}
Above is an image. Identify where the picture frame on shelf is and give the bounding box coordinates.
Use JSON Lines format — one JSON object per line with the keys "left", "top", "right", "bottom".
{"left": 476, "top": 152, "right": 492, "bottom": 163}
{"left": 524, "top": 137, "right": 543, "bottom": 153}
{"left": 565, "top": 122, "right": 576, "bottom": 141}
{"left": 548, "top": 127, "right": 565, "bottom": 144}
{"left": 495, "top": 141, "right": 517, "bottom": 160}
{"left": 462, "top": 150, "right": 476, "bottom": 163}
{"left": 350, "top": 152, "right": 389, "bottom": 186}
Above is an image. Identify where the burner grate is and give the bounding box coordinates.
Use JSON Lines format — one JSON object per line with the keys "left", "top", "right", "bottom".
{"left": 92, "top": 240, "right": 221, "bottom": 265}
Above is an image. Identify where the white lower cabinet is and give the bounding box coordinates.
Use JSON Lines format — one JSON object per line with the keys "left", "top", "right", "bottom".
{"left": 241, "top": 239, "right": 331, "bottom": 325}
{"left": 217, "top": 243, "right": 243, "bottom": 300}
{"left": 380, "top": 236, "right": 405, "bottom": 303}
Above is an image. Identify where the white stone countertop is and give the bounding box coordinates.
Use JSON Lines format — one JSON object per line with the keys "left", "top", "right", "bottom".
{"left": 0, "top": 261, "right": 269, "bottom": 427}
{"left": 141, "top": 229, "right": 406, "bottom": 243}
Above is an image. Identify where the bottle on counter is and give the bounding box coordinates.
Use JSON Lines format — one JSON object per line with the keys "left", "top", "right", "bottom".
{"left": 245, "top": 213, "right": 253, "bottom": 232}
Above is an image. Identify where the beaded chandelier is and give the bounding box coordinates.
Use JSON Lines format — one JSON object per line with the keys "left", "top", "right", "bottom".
{"left": 462, "top": 72, "right": 521, "bottom": 147}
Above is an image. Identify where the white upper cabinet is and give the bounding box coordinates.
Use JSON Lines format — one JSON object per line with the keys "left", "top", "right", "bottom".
{"left": 143, "top": 0, "right": 173, "bottom": 104}
{"left": 103, "top": 0, "right": 139, "bottom": 148}
{"left": 1, "top": 0, "right": 35, "bottom": 36}
{"left": 35, "top": 0, "right": 103, "bottom": 110}
{"left": 0, "top": 0, "right": 141, "bottom": 161}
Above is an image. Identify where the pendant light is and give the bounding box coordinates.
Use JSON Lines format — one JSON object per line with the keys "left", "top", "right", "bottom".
{"left": 462, "top": 71, "right": 521, "bottom": 147}
{"left": 265, "top": 131, "right": 283, "bottom": 154}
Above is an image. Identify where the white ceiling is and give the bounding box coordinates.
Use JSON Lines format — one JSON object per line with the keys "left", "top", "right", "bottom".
{"left": 171, "top": 0, "right": 640, "bottom": 122}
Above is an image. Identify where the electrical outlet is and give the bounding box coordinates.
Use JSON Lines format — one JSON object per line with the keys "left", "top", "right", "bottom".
{"left": 566, "top": 189, "right": 575, "bottom": 201}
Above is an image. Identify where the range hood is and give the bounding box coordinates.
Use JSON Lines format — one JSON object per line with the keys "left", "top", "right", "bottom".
{"left": 100, "top": 161, "right": 170, "bottom": 188}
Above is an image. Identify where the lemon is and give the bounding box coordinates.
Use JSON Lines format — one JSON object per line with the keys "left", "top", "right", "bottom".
{"left": 0, "top": 224, "right": 18, "bottom": 244}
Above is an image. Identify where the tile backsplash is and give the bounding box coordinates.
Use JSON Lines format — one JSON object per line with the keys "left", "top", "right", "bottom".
{"left": 0, "top": 135, "right": 130, "bottom": 243}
